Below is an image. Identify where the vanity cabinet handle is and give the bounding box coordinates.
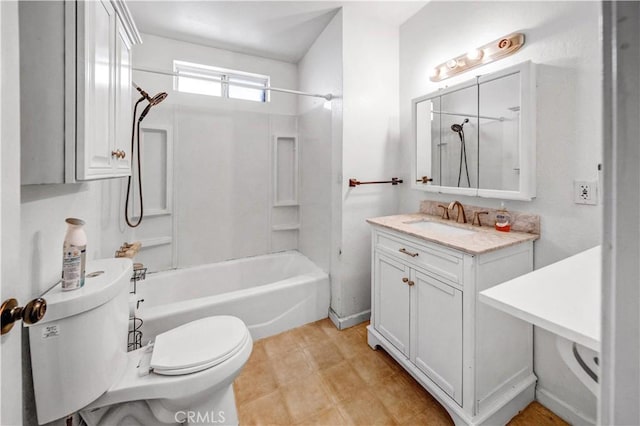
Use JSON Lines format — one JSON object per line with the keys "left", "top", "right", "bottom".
{"left": 399, "top": 248, "right": 419, "bottom": 258}
{"left": 407, "top": 280, "right": 415, "bottom": 286}
{"left": 402, "top": 277, "right": 409, "bottom": 283}
{"left": 111, "top": 150, "right": 126, "bottom": 159}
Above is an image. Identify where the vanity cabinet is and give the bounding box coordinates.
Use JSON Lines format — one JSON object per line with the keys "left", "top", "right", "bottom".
{"left": 414, "top": 269, "right": 463, "bottom": 406}
{"left": 375, "top": 254, "right": 411, "bottom": 355}
{"left": 368, "top": 225, "right": 536, "bottom": 425}
{"left": 20, "top": 0, "right": 141, "bottom": 184}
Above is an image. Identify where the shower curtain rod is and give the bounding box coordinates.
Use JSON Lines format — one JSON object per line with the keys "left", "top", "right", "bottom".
{"left": 433, "top": 110, "right": 505, "bottom": 122}
{"left": 133, "top": 66, "right": 334, "bottom": 101}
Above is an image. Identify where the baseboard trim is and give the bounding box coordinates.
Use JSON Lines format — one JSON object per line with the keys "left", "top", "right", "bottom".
{"left": 328, "top": 309, "right": 370, "bottom": 330}
{"left": 536, "top": 387, "right": 596, "bottom": 425}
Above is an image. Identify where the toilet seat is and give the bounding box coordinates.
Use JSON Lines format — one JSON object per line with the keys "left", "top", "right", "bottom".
{"left": 150, "top": 315, "right": 250, "bottom": 376}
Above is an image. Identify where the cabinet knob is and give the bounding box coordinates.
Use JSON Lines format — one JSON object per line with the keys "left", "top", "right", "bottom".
{"left": 402, "top": 277, "right": 409, "bottom": 283}
{"left": 119, "top": 150, "right": 126, "bottom": 159}
{"left": 112, "top": 150, "right": 120, "bottom": 158}
{"left": 408, "top": 280, "right": 415, "bottom": 286}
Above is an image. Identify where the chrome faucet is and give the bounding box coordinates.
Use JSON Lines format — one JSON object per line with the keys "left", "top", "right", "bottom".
{"left": 448, "top": 201, "right": 467, "bottom": 224}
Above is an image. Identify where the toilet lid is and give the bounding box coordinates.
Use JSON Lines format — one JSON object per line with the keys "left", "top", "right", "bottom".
{"left": 150, "top": 316, "right": 249, "bottom": 376}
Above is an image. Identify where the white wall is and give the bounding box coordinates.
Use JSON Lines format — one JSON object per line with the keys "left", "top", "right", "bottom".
{"left": 335, "top": 4, "right": 402, "bottom": 324}
{"left": 133, "top": 33, "right": 298, "bottom": 116}
{"left": 297, "top": 11, "right": 343, "bottom": 282}
{"left": 399, "top": 2, "right": 601, "bottom": 423}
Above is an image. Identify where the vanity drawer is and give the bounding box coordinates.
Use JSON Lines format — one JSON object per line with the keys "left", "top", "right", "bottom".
{"left": 375, "top": 231, "right": 463, "bottom": 285}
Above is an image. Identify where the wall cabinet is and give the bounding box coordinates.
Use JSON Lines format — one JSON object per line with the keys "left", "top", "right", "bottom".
{"left": 368, "top": 226, "right": 536, "bottom": 425}
{"left": 20, "top": 0, "right": 141, "bottom": 184}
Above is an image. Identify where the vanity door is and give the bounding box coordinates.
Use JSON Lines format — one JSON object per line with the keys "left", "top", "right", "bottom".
{"left": 374, "top": 253, "right": 411, "bottom": 356}
{"left": 413, "top": 269, "right": 463, "bottom": 406}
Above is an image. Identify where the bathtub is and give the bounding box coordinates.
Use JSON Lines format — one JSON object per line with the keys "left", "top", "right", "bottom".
{"left": 135, "top": 251, "right": 330, "bottom": 342}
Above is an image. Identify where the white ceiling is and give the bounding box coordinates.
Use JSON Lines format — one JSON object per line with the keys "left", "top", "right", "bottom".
{"left": 127, "top": 1, "right": 427, "bottom": 63}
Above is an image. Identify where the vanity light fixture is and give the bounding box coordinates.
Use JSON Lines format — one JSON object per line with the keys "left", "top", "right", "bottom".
{"left": 430, "top": 32, "right": 525, "bottom": 82}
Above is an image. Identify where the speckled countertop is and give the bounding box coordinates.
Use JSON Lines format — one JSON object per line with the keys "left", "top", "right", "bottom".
{"left": 367, "top": 213, "right": 539, "bottom": 255}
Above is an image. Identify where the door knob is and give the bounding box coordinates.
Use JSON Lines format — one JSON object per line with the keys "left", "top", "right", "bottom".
{"left": 1, "top": 297, "right": 47, "bottom": 335}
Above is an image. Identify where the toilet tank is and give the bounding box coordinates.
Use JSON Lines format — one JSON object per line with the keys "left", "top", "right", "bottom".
{"left": 28, "top": 258, "right": 132, "bottom": 424}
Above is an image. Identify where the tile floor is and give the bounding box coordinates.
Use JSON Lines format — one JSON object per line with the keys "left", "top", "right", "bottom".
{"left": 233, "top": 319, "right": 568, "bottom": 426}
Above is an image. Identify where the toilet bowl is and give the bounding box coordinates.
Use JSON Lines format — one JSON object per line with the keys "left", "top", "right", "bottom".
{"left": 81, "top": 315, "right": 252, "bottom": 425}
{"left": 27, "top": 258, "right": 252, "bottom": 426}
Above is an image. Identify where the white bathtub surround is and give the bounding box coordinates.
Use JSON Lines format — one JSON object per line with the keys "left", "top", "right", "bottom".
{"left": 298, "top": 10, "right": 343, "bottom": 276}
{"left": 128, "top": 33, "right": 300, "bottom": 272}
{"left": 137, "top": 251, "right": 330, "bottom": 342}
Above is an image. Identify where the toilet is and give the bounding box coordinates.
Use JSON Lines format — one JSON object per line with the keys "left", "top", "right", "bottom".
{"left": 27, "top": 258, "right": 252, "bottom": 425}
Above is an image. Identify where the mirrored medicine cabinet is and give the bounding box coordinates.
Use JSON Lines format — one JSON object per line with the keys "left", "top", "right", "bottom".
{"left": 412, "top": 61, "right": 535, "bottom": 200}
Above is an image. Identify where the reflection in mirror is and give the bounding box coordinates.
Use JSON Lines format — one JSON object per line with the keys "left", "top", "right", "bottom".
{"left": 479, "top": 72, "right": 520, "bottom": 191}
{"left": 415, "top": 97, "right": 440, "bottom": 185}
{"left": 415, "top": 85, "right": 478, "bottom": 189}
{"left": 413, "top": 61, "right": 534, "bottom": 200}
{"left": 439, "top": 85, "right": 478, "bottom": 188}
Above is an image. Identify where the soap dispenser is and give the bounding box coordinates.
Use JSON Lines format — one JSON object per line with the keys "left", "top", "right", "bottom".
{"left": 495, "top": 203, "right": 511, "bottom": 232}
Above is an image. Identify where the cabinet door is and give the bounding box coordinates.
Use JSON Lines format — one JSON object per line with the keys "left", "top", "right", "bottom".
{"left": 113, "top": 19, "right": 132, "bottom": 175}
{"left": 414, "top": 270, "right": 463, "bottom": 406}
{"left": 76, "top": 0, "right": 116, "bottom": 180}
{"left": 374, "top": 253, "right": 411, "bottom": 356}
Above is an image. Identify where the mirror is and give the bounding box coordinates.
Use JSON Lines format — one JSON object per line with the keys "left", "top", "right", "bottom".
{"left": 413, "top": 61, "right": 535, "bottom": 200}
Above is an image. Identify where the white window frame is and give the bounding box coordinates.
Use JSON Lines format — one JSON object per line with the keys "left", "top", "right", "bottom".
{"left": 173, "top": 60, "right": 270, "bottom": 103}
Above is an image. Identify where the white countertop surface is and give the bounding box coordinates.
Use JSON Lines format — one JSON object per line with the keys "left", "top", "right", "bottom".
{"left": 479, "top": 246, "right": 601, "bottom": 351}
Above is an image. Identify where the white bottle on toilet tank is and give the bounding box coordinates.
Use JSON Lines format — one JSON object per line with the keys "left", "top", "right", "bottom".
{"left": 62, "top": 218, "right": 87, "bottom": 291}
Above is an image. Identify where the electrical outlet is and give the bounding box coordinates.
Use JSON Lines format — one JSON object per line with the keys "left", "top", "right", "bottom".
{"left": 574, "top": 180, "right": 597, "bottom": 205}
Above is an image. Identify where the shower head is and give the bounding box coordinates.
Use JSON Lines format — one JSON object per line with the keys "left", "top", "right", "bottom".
{"left": 451, "top": 118, "right": 470, "bottom": 133}
{"left": 149, "top": 92, "right": 168, "bottom": 106}
{"left": 132, "top": 82, "right": 168, "bottom": 122}
{"left": 138, "top": 93, "right": 167, "bottom": 122}
{"left": 133, "top": 82, "right": 168, "bottom": 106}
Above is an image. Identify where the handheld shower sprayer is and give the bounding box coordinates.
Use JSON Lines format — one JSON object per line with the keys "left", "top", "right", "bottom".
{"left": 450, "top": 118, "right": 469, "bottom": 133}
{"left": 451, "top": 118, "right": 471, "bottom": 188}
{"left": 125, "top": 83, "right": 168, "bottom": 228}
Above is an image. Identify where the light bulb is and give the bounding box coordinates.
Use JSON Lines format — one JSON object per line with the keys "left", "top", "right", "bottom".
{"left": 429, "top": 67, "right": 440, "bottom": 79}
{"left": 466, "top": 48, "right": 483, "bottom": 61}
{"left": 446, "top": 59, "right": 458, "bottom": 69}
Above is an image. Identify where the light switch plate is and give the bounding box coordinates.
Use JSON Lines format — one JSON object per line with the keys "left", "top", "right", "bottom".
{"left": 574, "top": 180, "right": 597, "bottom": 205}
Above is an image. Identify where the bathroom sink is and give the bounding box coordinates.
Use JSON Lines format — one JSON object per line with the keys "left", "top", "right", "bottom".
{"left": 403, "top": 220, "right": 477, "bottom": 236}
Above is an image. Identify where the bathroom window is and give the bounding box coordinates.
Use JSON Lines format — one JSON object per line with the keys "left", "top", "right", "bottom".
{"left": 173, "top": 60, "right": 270, "bottom": 102}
